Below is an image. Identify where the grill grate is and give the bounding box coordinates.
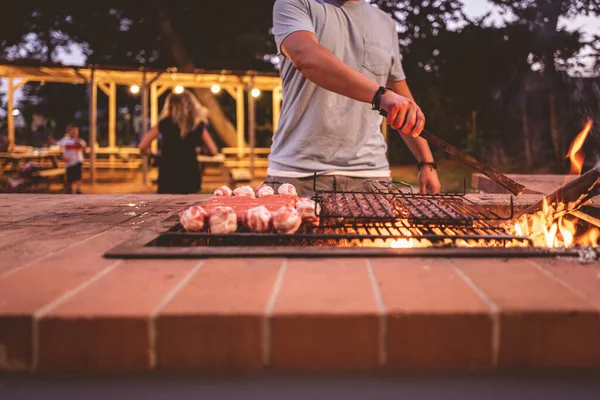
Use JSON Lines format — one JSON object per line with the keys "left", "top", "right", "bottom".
{"left": 144, "top": 176, "right": 531, "bottom": 249}
{"left": 313, "top": 179, "right": 513, "bottom": 226}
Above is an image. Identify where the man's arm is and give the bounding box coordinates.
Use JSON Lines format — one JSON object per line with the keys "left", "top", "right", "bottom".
{"left": 388, "top": 80, "right": 441, "bottom": 193}
{"left": 280, "top": 31, "right": 424, "bottom": 135}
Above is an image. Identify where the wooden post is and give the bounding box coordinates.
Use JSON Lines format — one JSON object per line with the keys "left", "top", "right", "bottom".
{"left": 89, "top": 68, "right": 98, "bottom": 185}
{"left": 381, "top": 119, "right": 388, "bottom": 157}
{"left": 248, "top": 83, "right": 256, "bottom": 180}
{"left": 7, "top": 77, "right": 14, "bottom": 146}
{"left": 236, "top": 86, "right": 245, "bottom": 159}
{"left": 272, "top": 85, "right": 282, "bottom": 134}
{"left": 108, "top": 82, "right": 117, "bottom": 148}
{"left": 141, "top": 72, "right": 149, "bottom": 185}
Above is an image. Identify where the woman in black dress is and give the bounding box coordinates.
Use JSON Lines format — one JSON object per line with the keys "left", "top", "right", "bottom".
{"left": 139, "top": 90, "right": 218, "bottom": 194}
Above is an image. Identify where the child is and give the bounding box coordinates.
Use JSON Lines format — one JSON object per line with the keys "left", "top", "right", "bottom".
{"left": 56, "top": 124, "right": 86, "bottom": 194}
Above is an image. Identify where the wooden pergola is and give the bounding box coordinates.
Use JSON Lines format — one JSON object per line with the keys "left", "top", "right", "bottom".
{"left": 0, "top": 64, "right": 283, "bottom": 184}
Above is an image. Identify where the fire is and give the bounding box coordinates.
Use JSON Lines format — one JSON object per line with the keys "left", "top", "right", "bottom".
{"left": 566, "top": 120, "right": 592, "bottom": 175}
{"left": 510, "top": 198, "right": 599, "bottom": 248}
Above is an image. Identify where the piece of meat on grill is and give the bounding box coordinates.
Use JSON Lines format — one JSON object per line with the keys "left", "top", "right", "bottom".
{"left": 296, "top": 198, "right": 320, "bottom": 225}
{"left": 202, "top": 195, "right": 298, "bottom": 220}
{"left": 179, "top": 205, "right": 208, "bottom": 232}
{"left": 255, "top": 183, "right": 275, "bottom": 198}
{"left": 233, "top": 185, "right": 256, "bottom": 198}
{"left": 213, "top": 185, "right": 233, "bottom": 196}
{"left": 277, "top": 183, "right": 297, "bottom": 196}
{"left": 272, "top": 206, "right": 302, "bottom": 234}
{"left": 242, "top": 205, "right": 272, "bottom": 233}
{"left": 208, "top": 206, "right": 238, "bottom": 233}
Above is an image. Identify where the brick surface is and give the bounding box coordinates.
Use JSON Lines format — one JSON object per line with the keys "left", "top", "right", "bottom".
{"left": 271, "top": 258, "right": 379, "bottom": 371}
{"left": 38, "top": 260, "right": 198, "bottom": 372}
{"left": 371, "top": 258, "right": 493, "bottom": 370}
{"left": 0, "top": 228, "right": 133, "bottom": 371}
{"left": 0, "top": 223, "right": 113, "bottom": 276}
{"left": 156, "top": 259, "right": 283, "bottom": 372}
{"left": 457, "top": 258, "right": 600, "bottom": 367}
{"left": 534, "top": 259, "right": 600, "bottom": 308}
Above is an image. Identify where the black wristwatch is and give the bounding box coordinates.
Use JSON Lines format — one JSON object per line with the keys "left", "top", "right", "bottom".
{"left": 372, "top": 86, "right": 391, "bottom": 117}
{"left": 418, "top": 162, "right": 437, "bottom": 170}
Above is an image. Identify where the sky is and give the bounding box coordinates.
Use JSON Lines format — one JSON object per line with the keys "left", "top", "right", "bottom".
{"left": 2, "top": 0, "right": 600, "bottom": 117}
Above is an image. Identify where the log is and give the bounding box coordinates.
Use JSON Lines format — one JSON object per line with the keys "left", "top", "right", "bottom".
{"left": 512, "top": 168, "right": 600, "bottom": 225}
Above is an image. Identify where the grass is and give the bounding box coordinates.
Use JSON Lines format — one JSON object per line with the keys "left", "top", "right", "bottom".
{"left": 391, "top": 159, "right": 477, "bottom": 193}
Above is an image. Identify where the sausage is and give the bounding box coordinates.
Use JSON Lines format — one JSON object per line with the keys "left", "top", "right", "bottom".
{"left": 179, "top": 205, "right": 208, "bottom": 232}
{"left": 272, "top": 206, "right": 302, "bottom": 234}
{"left": 255, "top": 183, "right": 275, "bottom": 198}
{"left": 233, "top": 185, "right": 256, "bottom": 198}
{"left": 277, "top": 183, "right": 297, "bottom": 196}
{"left": 213, "top": 185, "right": 233, "bottom": 196}
{"left": 296, "top": 198, "right": 320, "bottom": 225}
{"left": 208, "top": 206, "right": 238, "bottom": 233}
{"left": 242, "top": 205, "right": 272, "bottom": 233}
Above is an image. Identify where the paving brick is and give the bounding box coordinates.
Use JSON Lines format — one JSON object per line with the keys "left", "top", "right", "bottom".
{"left": 156, "top": 259, "right": 283, "bottom": 372}
{"left": 271, "top": 258, "right": 379, "bottom": 371}
{"left": 371, "top": 258, "right": 493, "bottom": 370}
{"left": 0, "top": 228, "right": 133, "bottom": 371}
{"left": 38, "top": 260, "right": 198, "bottom": 372}
{"left": 457, "top": 258, "right": 600, "bottom": 367}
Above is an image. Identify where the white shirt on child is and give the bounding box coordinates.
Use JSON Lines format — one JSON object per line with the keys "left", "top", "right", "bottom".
{"left": 56, "top": 137, "right": 86, "bottom": 167}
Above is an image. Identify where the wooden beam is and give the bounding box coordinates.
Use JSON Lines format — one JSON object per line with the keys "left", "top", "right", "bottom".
{"left": 108, "top": 82, "right": 117, "bottom": 148}
{"left": 157, "top": 85, "right": 169, "bottom": 99}
{"left": 272, "top": 85, "right": 282, "bottom": 133}
{"left": 141, "top": 72, "right": 150, "bottom": 186}
{"left": 236, "top": 86, "right": 245, "bottom": 159}
{"left": 150, "top": 82, "right": 159, "bottom": 127}
{"left": 97, "top": 81, "right": 111, "bottom": 96}
{"left": 248, "top": 83, "right": 256, "bottom": 180}
{"left": 89, "top": 69, "right": 98, "bottom": 185}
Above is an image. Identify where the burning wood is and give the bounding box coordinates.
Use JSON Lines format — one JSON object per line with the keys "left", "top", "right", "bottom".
{"left": 513, "top": 167, "right": 600, "bottom": 225}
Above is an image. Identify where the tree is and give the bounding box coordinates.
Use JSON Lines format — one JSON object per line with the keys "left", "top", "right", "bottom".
{"left": 491, "top": 0, "right": 600, "bottom": 162}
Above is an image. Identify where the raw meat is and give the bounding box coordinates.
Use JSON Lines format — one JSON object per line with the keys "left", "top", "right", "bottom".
{"left": 277, "top": 183, "right": 297, "bottom": 196}
{"left": 233, "top": 185, "right": 256, "bottom": 198}
{"left": 272, "top": 206, "right": 302, "bottom": 234}
{"left": 208, "top": 206, "right": 238, "bottom": 233}
{"left": 213, "top": 185, "right": 233, "bottom": 196}
{"left": 255, "top": 183, "right": 275, "bottom": 198}
{"left": 296, "top": 198, "right": 320, "bottom": 225}
{"left": 202, "top": 195, "right": 298, "bottom": 220}
{"left": 242, "top": 205, "right": 272, "bottom": 233}
{"left": 179, "top": 205, "right": 208, "bottom": 232}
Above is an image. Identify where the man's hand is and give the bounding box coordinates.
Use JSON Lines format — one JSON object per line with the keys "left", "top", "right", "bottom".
{"left": 379, "top": 90, "right": 425, "bottom": 137}
{"left": 418, "top": 165, "right": 441, "bottom": 194}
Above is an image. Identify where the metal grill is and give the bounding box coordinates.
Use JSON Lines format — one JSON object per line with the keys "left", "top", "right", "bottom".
{"left": 145, "top": 177, "right": 531, "bottom": 250}
{"left": 313, "top": 179, "right": 513, "bottom": 226}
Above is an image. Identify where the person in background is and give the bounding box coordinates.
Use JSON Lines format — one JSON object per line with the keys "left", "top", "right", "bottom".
{"left": 138, "top": 90, "right": 218, "bottom": 194}
{"left": 55, "top": 124, "right": 86, "bottom": 194}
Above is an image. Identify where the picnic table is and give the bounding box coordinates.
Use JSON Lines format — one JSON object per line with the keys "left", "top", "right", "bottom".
{"left": 0, "top": 146, "right": 65, "bottom": 192}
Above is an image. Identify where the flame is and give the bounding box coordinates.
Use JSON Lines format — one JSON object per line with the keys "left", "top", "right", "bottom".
{"left": 566, "top": 120, "right": 592, "bottom": 175}
{"left": 510, "top": 197, "right": 599, "bottom": 248}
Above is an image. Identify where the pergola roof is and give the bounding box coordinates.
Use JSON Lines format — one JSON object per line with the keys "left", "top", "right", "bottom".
{"left": 0, "top": 63, "right": 282, "bottom": 90}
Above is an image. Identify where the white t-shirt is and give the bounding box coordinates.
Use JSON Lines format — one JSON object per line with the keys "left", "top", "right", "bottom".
{"left": 56, "top": 136, "right": 86, "bottom": 167}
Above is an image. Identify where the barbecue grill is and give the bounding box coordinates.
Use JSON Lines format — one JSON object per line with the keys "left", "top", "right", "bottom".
{"left": 103, "top": 175, "right": 600, "bottom": 259}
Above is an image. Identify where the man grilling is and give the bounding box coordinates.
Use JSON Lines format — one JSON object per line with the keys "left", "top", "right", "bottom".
{"left": 266, "top": 0, "right": 441, "bottom": 197}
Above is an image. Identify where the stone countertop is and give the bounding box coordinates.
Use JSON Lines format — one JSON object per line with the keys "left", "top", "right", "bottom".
{"left": 0, "top": 194, "right": 599, "bottom": 374}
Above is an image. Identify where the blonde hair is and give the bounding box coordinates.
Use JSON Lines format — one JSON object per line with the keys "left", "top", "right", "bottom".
{"left": 159, "top": 90, "right": 208, "bottom": 137}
